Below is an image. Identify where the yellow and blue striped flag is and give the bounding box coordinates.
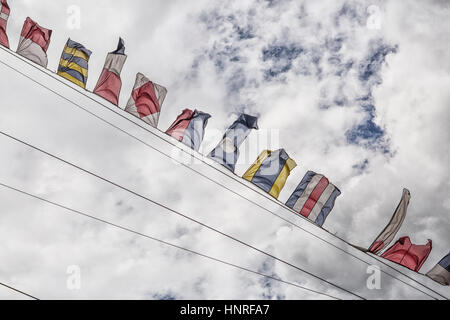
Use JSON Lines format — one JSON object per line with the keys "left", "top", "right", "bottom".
{"left": 243, "top": 149, "right": 297, "bottom": 199}
{"left": 57, "top": 38, "right": 92, "bottom": 89}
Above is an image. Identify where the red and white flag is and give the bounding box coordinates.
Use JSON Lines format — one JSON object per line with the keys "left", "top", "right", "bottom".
{"left": 93, "top": 38, "right": 127, "bottom": 105}
{"left": 16, "top": 17, "right": 52, "bottom": 67}
{"left": 166, "top": 109, "right": 211, "bottom": 151}
{"left": 0, "top": 0, "right": 10, "bottom": 48}
{"left": 125, "top": 73, "right": 167, "bottom": 128}
{"left": 381, "top": 236, "right": 432, "bottom": 272}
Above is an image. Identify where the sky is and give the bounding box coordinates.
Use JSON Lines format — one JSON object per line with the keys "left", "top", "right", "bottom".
{"left": 0, "top": 0, "right": 449, "bottom": 299}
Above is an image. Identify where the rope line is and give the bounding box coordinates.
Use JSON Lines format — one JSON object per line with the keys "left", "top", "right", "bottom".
{"left": 0, "top": 281, "right": 39, "bottom": 300}
{"left": 0, "top": 181, "right": 342, "bottom": 300}
{"left": 0, "top": 131, "right": 364, "bottom": 299}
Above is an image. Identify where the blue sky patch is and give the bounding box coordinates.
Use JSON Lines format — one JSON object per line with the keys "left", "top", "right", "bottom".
{"left": 359, "top": 42, "right": 397, "bottom": 84}
{"left": 262, "top": 44, "right": 303, "bottom": 79}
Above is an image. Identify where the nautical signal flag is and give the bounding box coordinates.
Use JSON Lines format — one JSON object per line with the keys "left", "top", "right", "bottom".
{"left": 94, "top": 38, "right": 127, "bottom": 105}
{"left": 368, "top": 189, "right": 410, "bottom": 254}
{"left": 243, "top": 149, "right": 296, "bottom": 199}
{"left": 380, "top": 236, "right": 432, "bottom": 272}
{"left": 166, "top": 109, "right": 211, "bottom": 151}
{"left": 16, "top": 17, "right": 52, "bottom": 68}
{"left": 0, "top": 0, "right": 10, "bottom": 48}
{"left": 427, "top": 252, "right": 450, "bottom": 286}
{"left": 125, "top": 73, "right": 167, "bottom": 128}
{"left": 57, "top": 39, "right": 92, "bottom": 89}
{"left": 208, "top": 114, "right": 259, "bottom": 172}
{"left": 285, "top": 171, "right": 341, "bottom": 226}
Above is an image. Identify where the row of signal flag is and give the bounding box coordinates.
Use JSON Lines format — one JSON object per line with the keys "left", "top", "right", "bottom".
{"left": 0, "top": 2, "right": 448, "bottom": 287}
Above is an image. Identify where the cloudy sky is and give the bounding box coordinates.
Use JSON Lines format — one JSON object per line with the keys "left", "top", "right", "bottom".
{"left": 0, "top": 0, "right": 448, "bottom": 299}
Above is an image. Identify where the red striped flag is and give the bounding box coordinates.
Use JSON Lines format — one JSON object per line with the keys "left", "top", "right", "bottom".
{"left": 285, "top": 171, "right": 341, "bottom": 226}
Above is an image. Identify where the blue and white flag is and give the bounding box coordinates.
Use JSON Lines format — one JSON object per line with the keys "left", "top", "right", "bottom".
{"left": 208, "top": 114, "right": 258, "bottom": 172}
{"left": 427, "top": 252, "right": 450, "bottom": 286}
